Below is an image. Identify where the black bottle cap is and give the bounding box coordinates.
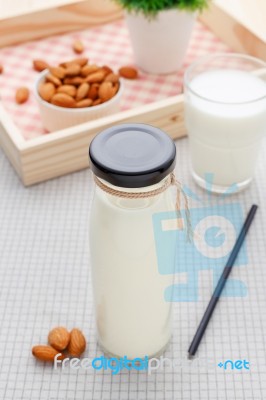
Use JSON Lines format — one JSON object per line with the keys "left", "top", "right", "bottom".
{"left": 89, "top": 123, "right": 176, "bottom": 188}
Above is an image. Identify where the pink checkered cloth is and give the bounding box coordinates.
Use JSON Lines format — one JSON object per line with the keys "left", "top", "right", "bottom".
{"left": 0, "top": 20, "right": 230, "bottom": 140}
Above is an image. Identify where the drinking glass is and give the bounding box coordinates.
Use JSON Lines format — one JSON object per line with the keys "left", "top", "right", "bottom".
{"left": 184, "top": 53, "right": 266, "bottom": 193}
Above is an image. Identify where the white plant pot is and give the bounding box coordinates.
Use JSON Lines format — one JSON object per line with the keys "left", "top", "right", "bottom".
{"left": 125, "top": 9, "right": 196, "bottom": 74}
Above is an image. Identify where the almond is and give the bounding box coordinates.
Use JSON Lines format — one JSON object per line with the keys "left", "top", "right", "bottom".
{"left": 33, "top": 59, "right": 49, "bottom": 72}
{"left": 49, "top": 66, "right": 66, "bottom": 80}
{"left": 36, "top": 58, "right": 119, "bottom": 108}
{"left": 102, "top": 65, "right": 113, "bottom": 75}
{"left": 61, "top": 58, "right": 88, "bottom": 68}
{"left": 67, "top": 328, "right": 86, "bottom": 357}
{"left": 105, "top": 73, "right": 119, "bottom": 83}
{"left": 113, "top": 82, "right": 120, "bottom": 96}
{"left": 0, "top": 64, "right": 3, "bottom": 74}
{"left": 64, "top": 77, "right": 84, "bottom": 86}
{"left": 51, "top": 93, "right": 76, "bottom": 108}
{"left": 57, "top": 85, "right": 77, "bottom": 97}
{"left": 76, "top": 98, "right": 93, "bottom": 108}
{"left": 15, "top": 87, "right": 29, "bottom": 104}
{"left": 48, "top": 327, "right": 70, "bottom": 351}
{"left": 65, "top": 63, "right": 81, "bottom": 77}
{"left": 88, "top": 83, "right": 99, "bottom": 101}
{"left": 93, "top": 98, "right": 102, "bottom": 106}
{"left": 76, "top": 82, "right": 89, "bottom": 101}
{"left": 98, "top": 81, "right": 116, "bottom": 102}
{"left": 46, "top": 74, "right": 62, "bottom": 87}
{"left": 72, "top": 40, "right": 84, "bottom": 54}
{"left": 85, "top": 70, "right": 106, "bottom": 84}
{"left": 119, "top": 66, "right": 138, "bottom": 80}
{"left": 70, "top": 58, "right": 88, "bottom": 67}
{"left": 80, "top": 64, "right": 99, "bottom": 77}
{"left": 39, "top": 82, "right": 56, "bottom": 102}
{"left": 32, "top": 345, "right": 64, "bottom": 362}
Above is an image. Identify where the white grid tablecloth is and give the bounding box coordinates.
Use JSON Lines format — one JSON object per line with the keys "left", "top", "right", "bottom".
{"left": 0, "top": 133, "right": 266, "bottom": 399}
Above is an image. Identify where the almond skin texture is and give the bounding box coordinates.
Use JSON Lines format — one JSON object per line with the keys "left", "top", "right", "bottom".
{"left": 105, "top": 73, "right": 119, "bottom": 83}
{"left": 76, "top": 82, "right": 89, "bottom": 101}
{"left": 61, "top": 58, "right": 88, "bottom": 68}
{"left": 88, "top": 84, "right": 99, "bottom": 101}
{"left": 86, "top": 70, "right": 106, "bottom": 84}
{"left": 16, "top": 87, "right": 29, "bottom": 104}
{"left": 80, "top": 64, "right": 99, "bottom": 77}
{"left": 102, "top": 65, "right": 113, "bottom": 75}
{"left": 39, "top": 82, "right": 56, "bottom": 102}
{"left": 49, "top": 66, "right": 66, "bottom": 80}
{"left": 48, "top": 327, "right": 70, "bottom": 351}
{"left": 57, "top": 85, "right": 77, "bottom": 98}
{"left": 73, "top": 40, "right": 84, "bottom": 54}
{"left": 64, "top": 77, "right": 84, "bottom": 86}
{"left": 98, "top": 81, "right": 115, "bottom": 102}
{"left": 93, "top": 98, "right": 102, "bottom": 106}
{"left": 113, "top": 82, "right": 120, "bottom": 96}
{"left": 119, "top": 66, "right": 138, "bottom": 80}
{"left": 76, "top": 99, "right": 93, "bottom": 108}
{"left": 65, "top": 63, "right": 81, "bottom": 77}
{"left": 32, "top": 345, "right": 64, "bottom": 362}
{"left": 33, "top": 59, "right": 49, "bottom": 72}
{"left": 68, "top": 329, "right": 86, "bottom": 357}
{"left": 46, "top": 74, "right": 62, "bottom": 87}
{"left": 70, "top": 58, "right": 88, "bottom": 67}
{"left": 51, "top": 93, "right": 76, "bottom": 108}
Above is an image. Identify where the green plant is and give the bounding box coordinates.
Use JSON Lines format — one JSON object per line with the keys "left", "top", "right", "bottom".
{"left": 114, "top": 0, "right": 209, "bottom": 15}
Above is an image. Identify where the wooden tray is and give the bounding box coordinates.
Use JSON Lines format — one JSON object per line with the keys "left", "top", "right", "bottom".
{"left": 0, "top": 0, "right": 263, "bottom": 186}
{"left": 200, "top": 0, "right": 266, "bottom": 61}
{"left": 0, "top": 0, "right": 122, "bottom": 48}
{"left": 0, "top": 0, "right": 189, "bottom": 186}
{"left": 0, "top": 96, "right": 184, "bottom": 186}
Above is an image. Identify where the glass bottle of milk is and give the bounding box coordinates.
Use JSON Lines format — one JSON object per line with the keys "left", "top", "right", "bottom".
{"left": 184, "top": 53, "right": 266, "bottom": 193}
{"left": 89, "top": 123, "right": 177, "bottom": 359}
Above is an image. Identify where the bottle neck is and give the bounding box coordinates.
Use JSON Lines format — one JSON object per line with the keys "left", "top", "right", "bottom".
{"left": 94, "top": 174, "right": 173, "bottom": 196}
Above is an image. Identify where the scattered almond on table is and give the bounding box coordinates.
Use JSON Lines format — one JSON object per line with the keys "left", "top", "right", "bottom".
{"left": 33, "top": 59, "right": 49, "bottom": 72}
{"left": 32, "top": 345, "right": 65, "bottom": 362}
{"left": 119, "top": 66, "right": 138, "bottom": 80}
{"left": 48, "top": 326, "right": 70, "bottom": 351}
{"left": 68, "top": 328, "right": 87, "bottom": 357}
{"left": 32, "top": 326, "right": 86, "bottom": 362}
{"left": 72, "top": 40, "right": 84, "bottom": 54}
{"left": 15, "top": 87, "right": 29, "bottom": 104}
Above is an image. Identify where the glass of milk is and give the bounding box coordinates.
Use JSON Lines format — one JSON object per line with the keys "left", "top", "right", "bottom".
{"left": 184, "top": 53, "right": 266, "bottom": 193}
{"left": 89, "top": 124, "right": 177, "bottom": 359}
